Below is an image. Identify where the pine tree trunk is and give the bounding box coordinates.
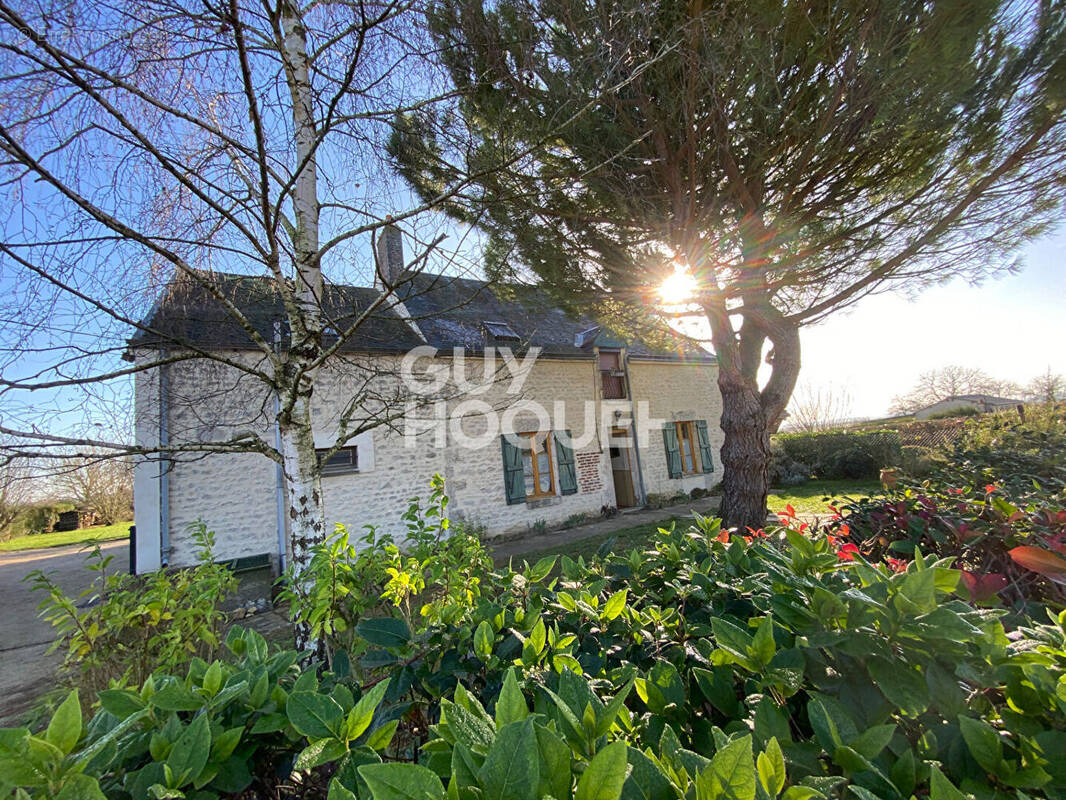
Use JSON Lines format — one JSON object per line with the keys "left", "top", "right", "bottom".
{"left": 716, "top": 368, "right": 773, "bottom": 531}
{"left": 703, "top": 292, "right": 801, "bottom": 532}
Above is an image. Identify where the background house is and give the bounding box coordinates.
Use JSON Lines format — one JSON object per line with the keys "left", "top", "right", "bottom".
{"left": 913, "top": 394, "right": 1024, "bottom": 420}
{"left": 130, "top": 234, "right": 723, "bottom": 572}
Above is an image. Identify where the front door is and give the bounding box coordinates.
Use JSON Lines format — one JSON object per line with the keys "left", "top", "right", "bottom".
{"left": 609, "top": 428, "right": 636, "bottom": 508}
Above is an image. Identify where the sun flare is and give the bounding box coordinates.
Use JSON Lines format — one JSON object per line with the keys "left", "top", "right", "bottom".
{"left": 659, "top": 267, "right": 699, "bottom": 305}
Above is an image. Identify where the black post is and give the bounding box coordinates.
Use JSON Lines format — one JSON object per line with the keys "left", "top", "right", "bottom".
{"left": 128, "top": 525, "right": 136, "bottom": 575}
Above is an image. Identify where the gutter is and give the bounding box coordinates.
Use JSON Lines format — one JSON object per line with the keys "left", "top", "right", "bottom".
{"left": 159, "top": 348, "right": 170, "bottom": 566}
{"left": 273, "top": 321, "right": 288, "bottom": 574}
{"left": 627, "top": 353, "right": 718, "bottom": 364}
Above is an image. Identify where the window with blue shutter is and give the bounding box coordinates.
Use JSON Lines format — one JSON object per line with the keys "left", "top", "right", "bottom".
{"left": 663, "top": 423, "right": 682, "bottom": 478}
{"left": 554, "top": 431, "right": 578, "bottom": 495}
{"left": 695, "top": 419, "right": 715, "bottom": 473}
{"left": 500, "top": 434, "right": 526, "bottom": 505}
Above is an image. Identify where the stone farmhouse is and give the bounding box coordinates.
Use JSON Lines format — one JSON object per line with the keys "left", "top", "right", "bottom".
{"left": 129, "top": 229, "right": 723, "bottom": 573}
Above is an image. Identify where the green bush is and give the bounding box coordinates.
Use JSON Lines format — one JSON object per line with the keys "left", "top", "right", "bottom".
{"left": 16, "top": 503, "right": 70, "bottom": 535}
{"left": 947, "top": 404, "right": 1066, "bottom": 493}
{"left": 836, "top": 405, "right": 1066, "bottom": 612}
{"left": 775, "top": 430, "right": 903, "bottom": 480}
{"left": 899, "top": 445, "right": 947, "bottom": 478}
{"left": 280, "top": 474, "right": 494, "bottom": 667}
{"left": 7, "top": 476, "right": 1066, "bottom": 800}
{"left": 27, "top": 522, "right": 237, "bottom": 696}
{"left": 768, "top": 440, "right": 811, "bottom": 486}
{"left": 0, "top": 626, "right": 401, "bottom": 799}
{"left": 645, "top": 490, "right": 688, "bottom": 509}
{"left": 927, "top": 405, "right": 980, "bottom": 419}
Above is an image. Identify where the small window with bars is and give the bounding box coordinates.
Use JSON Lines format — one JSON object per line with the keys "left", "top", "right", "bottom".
{"left": 599, "top": 350, "right": 626, "bottom": 399}
{"left": 317, "top": 446, "right": 358, "bottom": 476}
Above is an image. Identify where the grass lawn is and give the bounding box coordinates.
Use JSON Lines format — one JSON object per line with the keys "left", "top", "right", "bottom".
{"left": 0, "top": 522, "right": 131, "bottom": 553}
{"left": 767, "top": 479, "right": 881, "bottom": 516}
{"left": 510, "top": 479, "right": 882, "bottom": 563}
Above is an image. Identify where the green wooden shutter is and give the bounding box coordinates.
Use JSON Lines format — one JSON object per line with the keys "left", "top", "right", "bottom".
{"left": 663, "top": 423, "right": 682, "bottom": 478}
{"left": 695, "top": 420, "right": 715, "bottom": 473}
{"left": 500, "top": 435, "right": 526, "bottom": 505}
{"left": 554, "top": 430, "right": 578, "bottom": 495}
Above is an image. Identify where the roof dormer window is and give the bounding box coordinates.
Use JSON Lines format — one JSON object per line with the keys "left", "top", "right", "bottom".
{"left": 484, "top": 320, "right": 520, "bottom": 341}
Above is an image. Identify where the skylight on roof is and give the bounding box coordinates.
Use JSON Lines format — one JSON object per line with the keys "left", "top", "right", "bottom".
{"left": 484, "top": 321, "right": 520, "bottom": 340}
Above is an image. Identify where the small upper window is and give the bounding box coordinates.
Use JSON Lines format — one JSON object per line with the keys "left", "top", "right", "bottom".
{"left": 484, "top": 320, "right": 520, "bottom": 340}
{"left": 600, "top": 350, "right": 626, "bottom": 399}
{"left": 317, "top": 446, "right": 358, "bottom": 476}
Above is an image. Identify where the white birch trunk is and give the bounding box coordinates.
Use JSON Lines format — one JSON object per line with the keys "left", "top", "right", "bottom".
{"left": 281, "top": 0, "right": 321, "bottom": 328}
{"left": 278, "top": 0, "right": 327, "bottom": 584}
{"left": 278, "top": 391, "right": 326, "bottom": 570}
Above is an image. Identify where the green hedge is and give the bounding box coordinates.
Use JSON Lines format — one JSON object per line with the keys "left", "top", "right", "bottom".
{"left": 774, "top": 430, "right": 902, "bottom": 480}
{"left": 13, "top": 502, "right": 75, "bottom": 536}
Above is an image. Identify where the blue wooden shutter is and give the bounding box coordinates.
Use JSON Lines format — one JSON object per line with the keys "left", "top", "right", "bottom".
{"left": 663, "top": 423, "right": 682, "bottom": 478}
{"left": 695, "top": 420, "right": 715, "bottom": 473}
{"left": 554, "top": 430, "right": 578, "bottom": 495}
{"left": 500, "top": 435, "right": 526, "bottom": 505}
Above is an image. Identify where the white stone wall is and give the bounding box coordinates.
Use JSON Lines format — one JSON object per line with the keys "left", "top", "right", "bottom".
{"left": 164, "top": 355, "right": 277, "bottom": 566}
{"left": 135, "top": 347, "right": 723, "bottom": 568}
{"left": 441, "top": 357, "right": 615, "bottom": 537}
{"left": 628, "top": 359, "right": 723, "bottom": 498}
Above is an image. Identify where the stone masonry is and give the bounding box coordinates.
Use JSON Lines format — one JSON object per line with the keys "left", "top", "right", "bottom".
{"left": 134, "top": 348, "right": 722, "bottom": 570}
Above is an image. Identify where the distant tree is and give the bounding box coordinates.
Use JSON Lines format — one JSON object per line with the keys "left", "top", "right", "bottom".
{"left": 890, "top": 365, "right": 1022, "bottom": 415}
{"left": 0, "top": 458, "right": 33, "bottom": 537}
{"left": 393, "top": 0, "right": 1066, "bottom": 529}
{"left": 1026, "top": 367, "right": 1066, "bottom": 405}
{"left": 785, "top": 384, "right": 855, "bottom": 434}
{"left": 56, "top": 454, "right": 133, "bottom": 526}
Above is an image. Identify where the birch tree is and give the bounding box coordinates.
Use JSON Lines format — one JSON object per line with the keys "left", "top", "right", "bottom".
{"left": 0, "top": 0, "right": 502, "bottom": 571}
{"left": 392, "top": 0, "right": 1066, "bottom": 529}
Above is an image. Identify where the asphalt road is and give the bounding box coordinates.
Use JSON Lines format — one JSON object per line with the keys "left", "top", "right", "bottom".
{"left": 0, "top": 539, "right": 129, "bottom": 721}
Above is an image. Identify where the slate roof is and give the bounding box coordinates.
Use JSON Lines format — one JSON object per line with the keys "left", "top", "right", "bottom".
{"left": 932, "top": 394, "right": 1023, "bottom": 406}
{"left": 129, "top": 270, "right": 714, "bottom": 363}
{"left": 128, "top": 272, "right": 423, "bottom": 354}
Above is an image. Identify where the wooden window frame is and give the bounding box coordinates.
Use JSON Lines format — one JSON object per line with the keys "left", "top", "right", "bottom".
{"left": 521, "top": 431, "right": 556, "bottom": 500}
{"left": 674, "top": 421, "right": 699, "bottom": 475}
{"left": 317, "top": 445, "right": 359, "bottom": 476}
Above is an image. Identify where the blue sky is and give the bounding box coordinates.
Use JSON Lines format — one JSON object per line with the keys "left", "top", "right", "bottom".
{"left": 2, "top": 218, "right": 1060, "bottom": 433}
{"left": 794, "top": 225, "right": 1066, "bottom": 418}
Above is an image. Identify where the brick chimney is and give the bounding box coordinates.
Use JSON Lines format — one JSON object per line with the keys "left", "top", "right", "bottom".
{"left": 374, "top": 217, "right": 405, "bottom": 290}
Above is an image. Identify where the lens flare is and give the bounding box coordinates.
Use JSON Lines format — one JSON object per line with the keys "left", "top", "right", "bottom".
{"left": 659, "top": 268, "right": 698, "bottom": 305}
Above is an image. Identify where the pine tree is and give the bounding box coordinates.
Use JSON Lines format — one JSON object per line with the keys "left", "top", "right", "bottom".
{"left": 392, "top": 0, "right": 1066, "bottom": 529}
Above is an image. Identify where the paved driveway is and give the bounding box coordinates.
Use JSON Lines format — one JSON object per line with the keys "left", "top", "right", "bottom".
{"left": 0, "top": 539, "right": 128, "bottom": 722}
